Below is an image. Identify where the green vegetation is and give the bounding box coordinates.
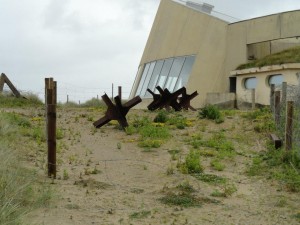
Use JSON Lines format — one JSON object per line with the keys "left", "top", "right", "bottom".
{"left": 199, "top": 105, "right": 224, "bottom": 123}
{"left": 0, "top": 93, "right": 43, "bottom": 108}
{"left": 0, "top": 111, "right": 52, "bottom": 224}
{"left": 178, "top": 149, "right": 203, "bottom": 174}
{"left": 129, "top": 210, "right": 151, "bottom": 219}
{"left": 237, "top": 46, "right": 300, "bottom": 70}
{"left": 159, "top": 182, "right": 219, "bottom": 208}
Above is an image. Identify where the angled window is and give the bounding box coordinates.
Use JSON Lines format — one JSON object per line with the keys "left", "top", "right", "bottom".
{"left": 174, "top": 56, "right": 195, "bottom": 91}
{"left": 134, "top": 55, "right": 196, "bottom": 97}
{"left": 145, "top": 60, "right": 164, "bottom": 97}
{"left": 136, "top": 63, "right": 150, "bottom": 96}
{"left": 155, "top": 58, "right": 174, "bottom": 93}
{"left": 164, "top": 57, "right": 185, "bottom": 91}
{"left": 139, "top": 61, "right": 156, "bottom": 96}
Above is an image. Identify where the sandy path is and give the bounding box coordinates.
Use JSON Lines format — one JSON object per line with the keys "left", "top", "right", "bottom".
{"left": 18, "top": 107, "right": 300, "bottom": 225}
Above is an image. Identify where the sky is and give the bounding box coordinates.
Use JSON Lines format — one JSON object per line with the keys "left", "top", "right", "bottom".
{"left": 1, "top": 0, "right": 300, "bottom": 103}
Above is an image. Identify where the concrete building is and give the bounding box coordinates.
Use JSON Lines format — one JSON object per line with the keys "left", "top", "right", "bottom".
{"left": 130, "top": 0, "right": 300, "bottom": 108}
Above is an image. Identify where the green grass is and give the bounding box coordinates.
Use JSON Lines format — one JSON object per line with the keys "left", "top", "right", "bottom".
{"left": 178, "top": 149, "right": 203, "bottom": 174}
{"left": 236, "top": 46, "right": 300, "bottom": 70}
{"left": 199, "top": 105, "right": 224, "bottom": 123}
{"left": 0, "top": 93, "right": 43, "bottom": 108}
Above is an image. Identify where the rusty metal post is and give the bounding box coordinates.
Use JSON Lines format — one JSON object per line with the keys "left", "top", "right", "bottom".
{"left": 274, "top": 91, "right": 281, "bottom": 128}
{"left": 118, "top": 86, "right": 122, "bottom": 101}
{"left": 251, "top": 89, "right": 255, "bottom": 110}
{"left": 285, "top": 101, "right": 294, "bottom": 151}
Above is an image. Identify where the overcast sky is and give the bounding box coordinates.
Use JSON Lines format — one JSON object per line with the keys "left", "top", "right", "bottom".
{"left": 1, "top": 0, "right": 300, "bottom": 103}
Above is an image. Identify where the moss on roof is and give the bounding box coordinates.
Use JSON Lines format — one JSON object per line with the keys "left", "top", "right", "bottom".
{"left": 236, "top": 46, "right": 300, "bottom": 70}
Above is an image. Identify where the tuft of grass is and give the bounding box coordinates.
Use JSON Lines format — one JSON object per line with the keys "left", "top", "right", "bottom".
{"left": 129, "top": 210, "right": 151, "bottom": 219}
{"left": 199, "top": 105, "right": 224, "bottom": 123}
{"left": 153, "top": 110, "right": 169, "bottom": 123}
{"left": 178, "top": 149, "right": 203, "bottom": 174}
{"left": 193, "top": 173, "right": 227, "bottom": 185}
{"left": 210, "top": 159, "right": 225, "bottom": 171}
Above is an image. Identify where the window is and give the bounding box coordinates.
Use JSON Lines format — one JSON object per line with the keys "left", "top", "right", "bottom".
{"left": 145, "top": 60, "right": 164, "bottom": 97}
{"left": 268, "top": 74, "right": 283, "bottom": 86}
{"left": 136, "top": 63, "right": 150, "bottom": 96}
{"left": 139, "top": 62, "right": 156, "bottom": 96}
{"left": 134, "top": 55, "right": 196, "bottom": 97}
{"left": 244, "top": 77, "right": 257, "bottom": 89}
{"left": 155, "top": 58, "right": 174, "bottom": 93}
{"left": 164, "top": 57, "right": 185, "bottom": 91}
{"left": 174, "top": 56, "right": 195, "bottom": 91}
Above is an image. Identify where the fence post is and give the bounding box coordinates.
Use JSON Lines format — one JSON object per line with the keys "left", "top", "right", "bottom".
{"left": 67, "top": 95, "right": 69, "bottom": 103}
{"left": 285, "top": 101, "right": 294, "bottom": 151}
{"left": 251, "top": 89, "right": 255, "bottom": 110}
{"left": 282, "top": 82, "right": 287, "bottom": 107}
{"left": 274, "top": 91, "right": 281, "bottom": 128}
{"left": 45, "top": 78, "right": 57, "bottom": 178}
{"left": 118, "top": 86, "right": 122, "bottom": 101}
{"left": 270, "top": 84, "right": 275, "bottom": 113}
{"left": 112, "top": 83, "right": 114, "bottom": 100}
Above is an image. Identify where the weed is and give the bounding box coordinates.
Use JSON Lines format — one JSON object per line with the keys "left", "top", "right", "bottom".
{"left": 193, "top": 173, "right": 227, "bottom": 185}
{"left": 129, "top": 210, "right": 151, "bottom": 219}
{"left": 63, "top": 169, "right": 69, "bottom": 180}
{"left": 159, "top": 192, "right": 202, "bottom": 208}
{"left": 125, "top": 125, "right": 137, "bottom": 135}
{"left": 199, "top": 105, "right": 224, "bottom": 123}
{"left": 210, "top": 159, "right": 225, "bottom": 171}
{"left": 56, "top": 128, "right": 64, "bottom": 140}
{"left": 117, "top": 142, "right": 122, "bottom": 149}
{"left": 176, "top": 181, "right": 195, "bottom": 193}
{"left": 139, "top": 125, "right": 170, "bottom": 139}
{"left": 178, "top": 149, "right": 203, "bottom": 174}
{"left": 153, "top": 110, "right": 169, "bottom": 123}
{"left": 138, "top": 139, "right": 162, "bottom": 148}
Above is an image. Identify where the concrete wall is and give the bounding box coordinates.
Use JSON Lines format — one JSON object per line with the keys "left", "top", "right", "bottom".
{"left": 134, "top": 0, "right": 228, "bottom": 107}
{"left": 131, "top": 0, "right": 300, "bottom": 108}
{"left": 232, "top": 64, "right": 300, "bottom": 105}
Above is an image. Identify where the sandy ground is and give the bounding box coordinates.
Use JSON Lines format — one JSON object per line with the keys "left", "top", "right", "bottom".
{"left": 11, "top": 107, "right": 299, "bottom": 225}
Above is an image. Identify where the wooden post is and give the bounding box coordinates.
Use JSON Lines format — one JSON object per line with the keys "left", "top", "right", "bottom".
{"left": 251, "top": 89, "right": 255, "bottom": 110}
{"left": 281, "top": 82, "right": 287, "bottom": 107}
{"left": 118, "top": 86, "right": 122, "bottom": 101}
{"left": 270, "top": 84, "right": 275, "bottom": 113}
{"left": 285, "top": 101, "right": 294, "bottom": 151}
{"left": 47, "top": 104, "right": 56, "bottom": 178}
{"left": 274, "top": 91, "right": 281, "bottom": 128}
{"left": 67, "top": 95, "right": 69, "bottom": 103}
{"left": 45, "top": 77, "right": 57, "bottom": 178}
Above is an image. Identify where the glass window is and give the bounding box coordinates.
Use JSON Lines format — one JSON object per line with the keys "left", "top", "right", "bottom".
{"left": 145, "top": 60, "right": 164, "bottom": 97}
{"left": 174, "top": 56, "right": 195, "bottom": 91}
{"left": 136, "top": 63, "right": 150, "bottom": 96}
{"left": 155, "top": 58, "right": 174, "bottom": 93}
{"left": 164, "top": 57, "right": 185, "bottom": 91}
{"left": 244, "top": 77, "right": 257, "bottom": 89}
{"left": 139, "top": 62, "right": 156, "bottom": 97}
{"left": 268, "top": 74, "right": 283, "bottom": 86}
{"left": 134, "top": 55, "right": 196, "bottom": 97}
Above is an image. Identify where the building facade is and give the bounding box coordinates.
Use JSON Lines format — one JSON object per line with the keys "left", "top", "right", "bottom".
{"left": 130, "top": 0, "right": 300, "bottom": 108}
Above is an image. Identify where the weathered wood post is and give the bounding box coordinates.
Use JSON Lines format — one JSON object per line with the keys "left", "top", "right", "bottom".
{"left": 270, "top": 84, "right": 275, "bottom": 113}
{"left": 45, "top": 78, "right": 57, "bottom": 178}
{"left": 251, "top": 89, "right": 255, "bottom": 110}
{"left": 281, "top": 82, "right": 287, "bottom": 107}
{"left": 274, "top": 91, "right": 281, "bottom": 128}
{"left": 285, "top": 101, "right": 294, "bottom": 151}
